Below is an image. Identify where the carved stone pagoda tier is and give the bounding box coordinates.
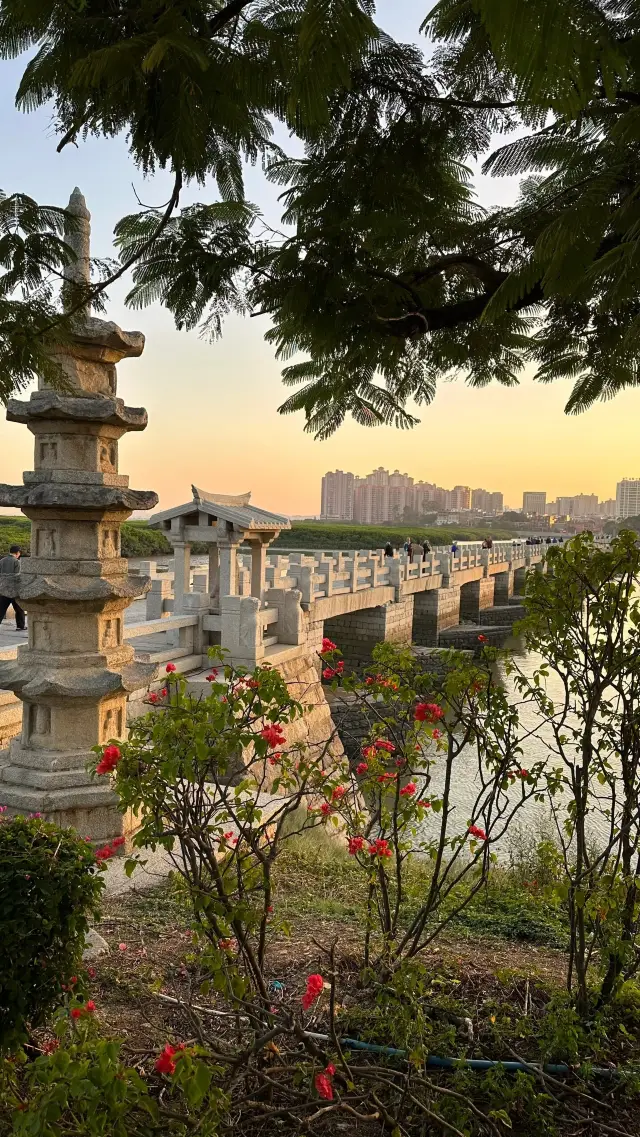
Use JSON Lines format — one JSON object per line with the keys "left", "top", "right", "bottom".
{"left": 0, "top": 189, "right": 158, "bottom": 841}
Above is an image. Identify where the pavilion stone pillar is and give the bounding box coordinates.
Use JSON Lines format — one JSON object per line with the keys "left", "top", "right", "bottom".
{"left": 171, "top": 541, "right": 192, "bottom": 614}
{"left": 248, "top": 534, "right": 277, "bottom": 601}
{"left": 208, "top": 546, "right": 220, "bottom": 608}
{"left": 218, "top": 522, "right": 242, "bottom": 597}
{"left": 0, "top": 188, "right": 157, "bottom": 842}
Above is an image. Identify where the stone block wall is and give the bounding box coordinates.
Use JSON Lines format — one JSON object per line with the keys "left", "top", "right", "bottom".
{"left": 413, "top": 586, "right": 461, "bottom": 647}
{"left": 493, "top": 569, "right": 514, "bottom": 605}
{"left": 323, "top": 597, "right": 414, "bottom": 668}
{"left": 460, "top": 577, "right": 495, "bottom": 621}
{"left": 477, "top": 604, "right": 526, "bottom": 627}
{"left": 438, "top": 625, "right": 512, "bottom": 651}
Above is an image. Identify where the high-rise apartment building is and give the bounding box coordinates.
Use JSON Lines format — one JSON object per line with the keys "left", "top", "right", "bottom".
{"left": 471, "top": 488, "right": 504, "bottom": 514}
{"left": 447, "top": 485, "right": 471, "bottom": 512}
{"left": 523, "top": 491, "right": 547, "bottom": 516}
{"left": 599, "top": 498, "right": 617, "bottom": 519}
{"left": 616, "top": 479, "right": 640, "bottom": 518}
{"left": 320, "top": 470, "right": 354, "bottom": 520}
{"left": 571, "top": 494, "right": 599, "bottom": 518}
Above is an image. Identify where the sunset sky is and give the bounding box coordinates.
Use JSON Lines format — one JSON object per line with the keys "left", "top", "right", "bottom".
{"left": 0, "top": 1, "right": 635, "bottom": 516}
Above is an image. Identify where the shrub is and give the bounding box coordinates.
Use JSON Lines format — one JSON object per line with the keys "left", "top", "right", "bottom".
{"left": 0, "top": 816, "right": 104, "bottom": 1051}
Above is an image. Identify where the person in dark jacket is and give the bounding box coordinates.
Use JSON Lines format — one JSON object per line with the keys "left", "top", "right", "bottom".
{"left": 421, "top": 538, "right": 432, "bottom": 558}
{"left": 0, "top": 546, "right": 25, "bottom": 630}
{"left": 384, "top": 542, "right": 394, "bottom": 557}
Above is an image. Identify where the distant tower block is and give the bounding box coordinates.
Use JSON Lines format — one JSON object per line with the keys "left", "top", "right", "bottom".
{"left": 0, "top": 189, "right": 158, "bottom": 841}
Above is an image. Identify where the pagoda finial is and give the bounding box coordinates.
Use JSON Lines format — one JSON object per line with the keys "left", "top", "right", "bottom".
{"left": 63, "top": 188, "right": 91, "bottom": 311}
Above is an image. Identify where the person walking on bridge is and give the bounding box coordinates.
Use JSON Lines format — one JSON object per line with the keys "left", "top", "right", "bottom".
{"left": 0, "top": 545, "right": 26, "bottom": 631}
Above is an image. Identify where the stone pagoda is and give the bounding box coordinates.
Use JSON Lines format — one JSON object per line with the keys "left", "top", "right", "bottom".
{"left": 0, "top": 189, "right": 157, "bottom": 841}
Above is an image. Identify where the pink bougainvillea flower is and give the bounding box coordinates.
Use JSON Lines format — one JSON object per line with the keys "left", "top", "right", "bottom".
{"left": 320, "top": 802, "right": 332, "bottom": 817}
{"left": 348, "top": 836, "right": 365, "bottom": 855}
{"left": 315, "top": 1072, "right": 334, "bottom": 1100}
{"left": 355, "top": 762, "right": 368, "bottom": 775}
{"left": 160, "top": 688, "right": 168, "bottom": 698}
{"left": 400, "top": 782, "right": 417, "bottom": 797}
{"left": 414, "top": 702, "right": 444, "bottom": 723}
{"left": 94, "top": 844, "right": 114, "bottom": 861}
{"left": 70, "top": 1008, "right": 83, "bottom": 1021}
{"left": 205, "top": 671, "right": 218, "bottom": 682}
{"left": 301, "top": 973, "right": 324, "bottom": 1011}
{"left": 322, "top": 667, "right": 337, "bottom": 680}
{"left": 361, "top": 745, "right": 376, "bottom": 760}
{"left": 148, "top": 692, "right": 159, "bottom": 704}
{"left": 87, "top": 967, "right": 96, "bottom": 979}
{"left": 417, "top": 799, "right": 431, "bottom": 809}
{"left": 111, "top": 836, "right": 125, "bottom": 848}
{"left": 322, "top": 638, "right": 337, "bottom": 653}
{"left": 432, "top": 728, "right": 443, "bottom": 740}
{"left": 166, "top": 662, "right": 177, "bottom": 673}
{"left": 331, "top": 786, "right": 346, "bottom": 801}
{"left": 518, "top": 769, "right": 529, "bottom": 778}
{"left": 85, "top": 1000, "right": 96, "bottom": 1013}
{"left": 377, "top": 772, "right": 397, "bottom": 784}
{"left": 155, "top": 1044, "right": 179, "bottom": 1075}
{"left": 261, "top": 724, "right": 286, "bottom": 748}
{"left": 368, "top": 838, "right": 392, "bottom": 858}
{"left": 374, "top": 739, "right": 395, "bottom": 753}
{"left": 477, "top": 635, "right": 487, "bottom": 643}
{"left": 96, "top": 745, "right": 122, "bottom": 775}
{"left": 118, "top": 942, "right": 127, "bottom": 952}
{"left": 468, "top": 824, "right": 487, "bottom": 841}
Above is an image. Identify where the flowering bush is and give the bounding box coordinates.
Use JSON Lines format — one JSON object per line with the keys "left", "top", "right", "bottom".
{"left": 317, "top": 638, "right": 547, "bottom": 966}
{"left": 0, "top": 815, "right": 104, "bottom": 1051}
{"left": 0, "top": 1010, "right": 225, "bottom": 1135}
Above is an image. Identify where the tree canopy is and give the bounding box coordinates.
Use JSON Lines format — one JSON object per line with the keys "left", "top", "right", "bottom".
{"left": 3, "top": 0, "right": 640, "bottom": 434}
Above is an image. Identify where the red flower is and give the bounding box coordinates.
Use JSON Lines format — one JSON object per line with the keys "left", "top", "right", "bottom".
{"left": 218, "top": 938, "right": 236, "bottom": 951}
{"left": 322, "top": 638, "right": 337, "bottom": 653}
{"left": 355, "top": 762, "right": 368, "bottom": 775}
{"left": 69, "top": 976, "right": 77, "bottom": 986}
{"left": 377, "top": 772, "right": 397, "bottom": 784}
{"left": 160, "top": 688, "right": 168, "bottom": 698}
{"left": 166, "top": 662, "right": 177, "bottom": 673}
{"left": 374, "top": 739, "right": 395, "bottom": 753}
{"left": 368, "top": 838, "right": 392, "bottom": 858}
{"left": 70, "top": 1008, "right": 83, "bottom": 1020}
{"left": 432, "top": 728, "right": 442, "bottom": 740}
{"left": 85, "top": 1000, "right": 96, "bottom": 1013}
{"left": 205, "top": 671, "right": 218, "bottom": 681}
{"left": 87, "top": 967, "right": 96, "bottom": 979}
{"left": 414, "top": 702, "right": 444, "bottom": 723}
{"left": 325, "top": 1063, "right": 336, "bottom": 1077}
{"left": 395, "top": 757, "right": 405, "bottom": 767}
{"left": 96, "top": 744, "right": 122, "bottom": 776}
{"left": 468, "top": 824, "right": 487, "bottom": 841}
{"left": 331, "top": 786, "right": 346, "bottom": 801}
{"left": 95, "top": 844, "right": 114, "bottom": 861}
{"left": 261, "top": 724, "right": 286, "bottom": 748}
{"left": 42, "top": 1040, "right": 59, "bottom": 1054}
{"left": 155, "top": 1044, "right": 179, "bottom": 1075}
{"left": 314, "top": 1072, "right": 334, "bottom": 1100}
{"left": 400, "top": 782, "right": 416, "bottom": 797}
{"left": 518, "top": 768, "right": 529, "bottom": 778}
{"left": 112, "top": 835, "right": 125, "bottom": 848}
{"left": 323, "top": 667, "right": 337, "bottom": 680}
{"left": 477, "top": 635, "right": 486, "bottom": 643}
{"left": 417, "top": 799, "right": 431, "bottom": 809}
{"left": 320, "top": 802, "right": 332, "bottom": 817}
{"left": 148, "top": 692, "right": 159, "bottom": 704}
{"left": 348, "top": 836, "right": 365, "bottom": 855}
{"left": 302, "top": 974, "right": 324, "bottom": 1011}
{"left": 361, "top": 745, "right": 376, "bottom": 760}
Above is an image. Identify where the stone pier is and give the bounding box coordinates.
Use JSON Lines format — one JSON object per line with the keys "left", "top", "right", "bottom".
{"left": 493, "top": 569, "right": 514, "bottom": 606}
{"left": 0, "top": 190, "right": 157, "bottom": 841}
{"left": 513, "top": 566, "right": 527, "bottom": 595}
{"left": 412, "top": 586, "right": 461, "bottom": 647}
{"left": 460, "top": 577, "right": 495, "bottom": 621}
{"left": 324, "top": 597, "right": 415, "bottom": 667}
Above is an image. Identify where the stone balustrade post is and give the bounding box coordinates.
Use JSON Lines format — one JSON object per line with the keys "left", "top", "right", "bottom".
{"left": 220, "top": 594, "right": 263, "bottom": 667}
{"left": 299, "top": 564, "right": 315, "bottom": 608}
{"left": 146, "top": 576, "right": 172, "bottom": 621}
{"left": 318, "top": 558, "right": 334, "bottom": 597}
{"left": 181, "top": 591, "right": 209, "bottom": 656}
{"left": 265, "top": 587, "right": 305, "bottom": 645}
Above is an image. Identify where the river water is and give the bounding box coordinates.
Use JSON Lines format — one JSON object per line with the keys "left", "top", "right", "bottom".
{"left": 423, "top": 633, "right": 613, "bottom": 858}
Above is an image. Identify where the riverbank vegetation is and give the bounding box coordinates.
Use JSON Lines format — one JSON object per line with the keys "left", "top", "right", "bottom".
{"left": 2, "top": 533, "right": 640, "bottom": 1135}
